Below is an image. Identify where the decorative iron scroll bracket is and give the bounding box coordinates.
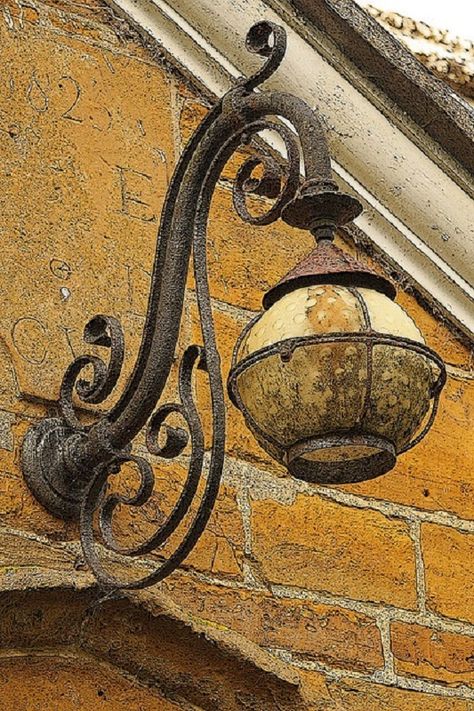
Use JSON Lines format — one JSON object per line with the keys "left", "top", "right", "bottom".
{"left": 21, "top": 21, "right": 362, "bottom": 590}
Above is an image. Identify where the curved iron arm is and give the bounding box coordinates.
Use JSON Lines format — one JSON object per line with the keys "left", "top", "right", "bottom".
{"left": 21, "top": 21, "right": 340, "bottom": 589}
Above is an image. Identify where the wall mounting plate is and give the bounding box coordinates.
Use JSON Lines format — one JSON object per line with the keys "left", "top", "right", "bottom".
{"left": 22, "top": 418, "right": 88, "bottom": 520}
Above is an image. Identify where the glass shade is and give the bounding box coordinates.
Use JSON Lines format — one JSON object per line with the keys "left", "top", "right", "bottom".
{"left": 228, "top": 284, "right": 442, "bottom": 484}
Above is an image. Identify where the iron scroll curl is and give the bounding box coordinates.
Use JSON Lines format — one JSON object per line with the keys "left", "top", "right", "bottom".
{"left": 21, "top": 21, "right": 336, "bottom": 589}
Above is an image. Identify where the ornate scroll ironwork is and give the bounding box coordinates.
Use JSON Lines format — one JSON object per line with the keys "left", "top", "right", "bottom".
{"left": 21, "top": 20, "right": 345, "bottom": 589}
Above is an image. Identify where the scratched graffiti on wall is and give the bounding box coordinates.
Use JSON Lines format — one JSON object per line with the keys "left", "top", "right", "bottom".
{"left": 0, "top": 22, "right": 173, "bottom": 403}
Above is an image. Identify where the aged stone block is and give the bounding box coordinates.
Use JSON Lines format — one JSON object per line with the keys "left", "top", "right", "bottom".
{"left": 396, "top": 289, "right": 473, "bottom": 369}
{"left": 251, "top": 493, "right": 417, "bottom": 607}
{"left": 0, "top": 2, "right": 473, "bottom": 708}
{"left": 391, "top": 621, "right": 474, "bottom": 687}
{"left": 0, "top": 466, "right": 78, "bottom": 539}
{"left": 189, "top": 185, "right": 314, "bottom": 312}
{"left": 162, "top": 574, "right": 384, "bottom": 672}
{"left": 422, "top": 523, "right": 474, "bottom": 624}
{"left": 0, "top": 21, "right": 174, "bottom": 402}
{"left": 82, "top": 597, "right": 309, "bottom": 710}
{"left": 324, "top": 677, "right": 474, "bottom": 710}
{"left": 0, "top": 588, "right": 94, "bottom": 648}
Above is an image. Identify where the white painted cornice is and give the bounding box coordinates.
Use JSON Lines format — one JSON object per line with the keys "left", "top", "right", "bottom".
{"left": 107, "top": 0, "right": 474, "bottom": 339}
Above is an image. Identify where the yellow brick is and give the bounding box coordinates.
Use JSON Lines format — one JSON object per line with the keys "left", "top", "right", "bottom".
{"left": 162, "top": 573, "right": 384, "bottom": 672}
{"left": 422, "top": 524, "right": 474, "bottom": 624}
{"left": 397, "top": 290, "right": 473, "bottom": 369}
{"left": 325, "top": 677, "right": 473, "bottom": 710}
{"left": 391, "top": 621, "right": 474, "bottom": 687}
{"left": 1, "top": 4, "right": 473, "bottom": 708}
{"left": 0, "top": 467, "right": 77, "bottom": 540}
{"left": 361, "top": 252, "right": 473, "bottom": 370}
{"left": 251, "top": 493, "right": 417, "bottom": 607}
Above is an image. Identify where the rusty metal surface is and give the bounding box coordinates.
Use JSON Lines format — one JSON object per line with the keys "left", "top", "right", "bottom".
{"left": 263, "top": 240, "right": 396, "bottom": 309}
{"left": 21, "top": 20, "right": 361, "bottom": 590}
{"left": 19, "top": 18, "right": 447, "bottom": 588}
{"left": 281, "top": 178, "right": 363, "bottom": 232}
{"left": 286, "top": 434, "right": 397, "bottom": 485}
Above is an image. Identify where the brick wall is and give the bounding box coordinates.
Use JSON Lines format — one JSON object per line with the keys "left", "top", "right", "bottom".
{"left": 0, "top": 0, "right": 473, "bottom": 708}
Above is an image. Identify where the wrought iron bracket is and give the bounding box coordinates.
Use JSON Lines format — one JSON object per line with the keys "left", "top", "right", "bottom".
{"left": 20, "top": 21, "right": 362, "bottom": 590}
